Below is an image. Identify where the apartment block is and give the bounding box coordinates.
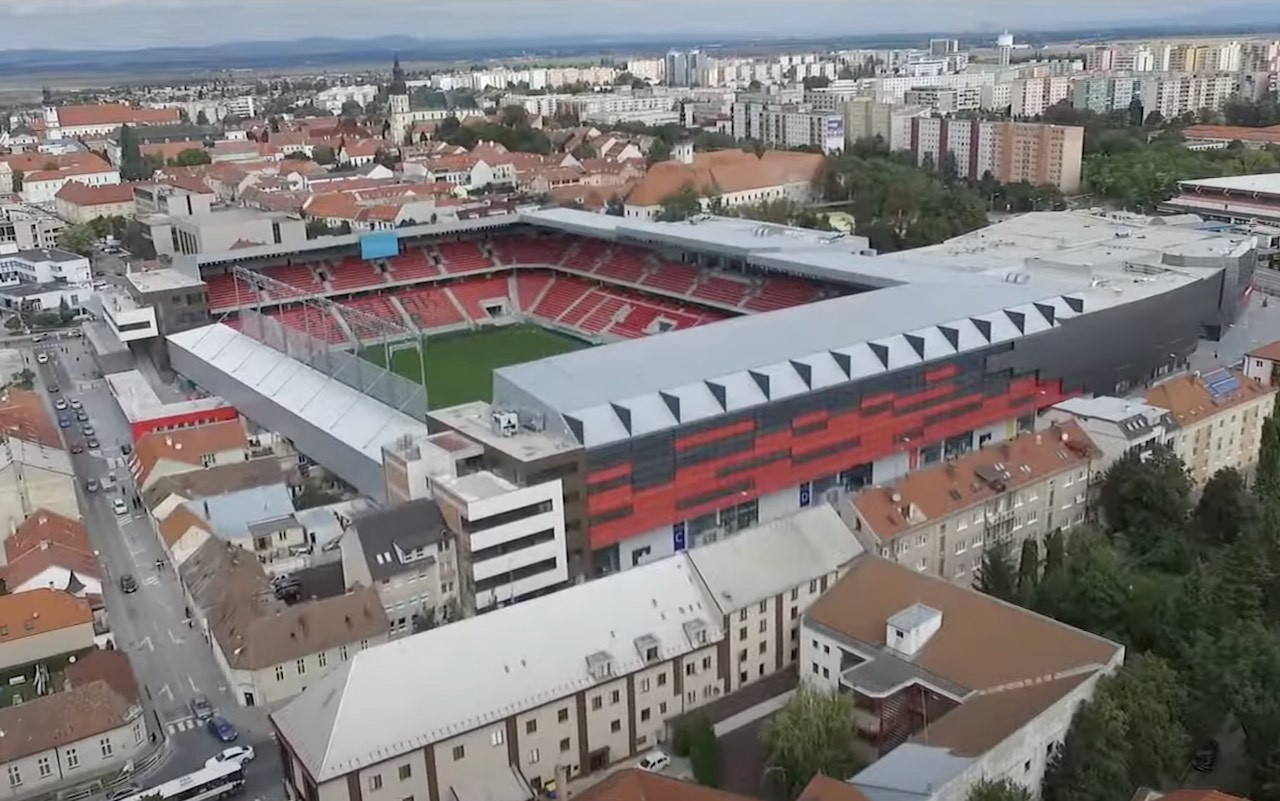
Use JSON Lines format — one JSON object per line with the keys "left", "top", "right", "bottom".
{"left": 842, "top": 422, "right": 1098, "bottom": 584}
{"left": 1140, "top": 73, "right": 1239, "bottom": 121}
{"left": 1043, "top": 396, "right": 1177, "bottom": 474}
{"left": 1009, "top": 76, "right": 1072, "bottom": 117}
{"left": 801, "top": 556, "right": 1123, "bottom": 801}
{"left": 902, "top": 86, "right": 983, "bottom": 114}
{"left": 272, "top": 505, "right": 857, "bottom": 800}
{"left": 686, "top": 505, "right": 862, "bottom": 694}
{"left": 908, "top": 118, "right": 1084, "bottom": 192}
{"left": 1144, "top": 367, "right": 1275, "bottom": 486}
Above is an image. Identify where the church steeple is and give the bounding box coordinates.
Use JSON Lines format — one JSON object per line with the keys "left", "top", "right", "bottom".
{"left": 389, "top": 54, "right": 408, "bottom": 96}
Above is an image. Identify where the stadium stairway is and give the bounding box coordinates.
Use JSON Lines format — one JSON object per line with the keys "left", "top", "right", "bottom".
{"left": 387, "top": 296, "right": 419, "bottom": 330}
{"left": 441, "top": 286, "right": 471, "bottom": 322}
{"left": 328, "top": 306, "right": 357, "bottom": 343}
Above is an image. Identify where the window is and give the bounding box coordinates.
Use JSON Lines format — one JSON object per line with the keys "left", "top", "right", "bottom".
{"left": 340, "top": 645, "right": 349, "bottom": 661}
{"left": 369, "top": 775, "right": 383, "bottom": 791}
{"left": 738, "top": 627, "right": 747, "bottom": 641}
{"left": 659, "top": 701, "right": 668, "bottom": 714}
{"left": 275, "top": 665, "right": 285, "bottom": 681}
{"left": 812, "top": 662, "right": 820, "bottom": 674}
{"left": 398, "top": 765, "right": 412, "bottom": 781}
{"left": 790, "top": 588, "right": 799, "bottom": 602}
{"left": 758, "top": 641, "right": 767, "bottom": 654}
{"left": 318, "top": 651, "right": 328, "bottom": 668}
{"left": 701, "top": 656, "right": 711, "bottom": 670}
{"left": 529, "top": 749, "right": 540, "bottom": 764}
{"left": 809, "top": 579, "right": 818, "bottom": 593}
{"left": 558, "top": 708, "right": 570, "bottom": 723}
{"left": 790, "top": 607, "right": 798, "bottom": 620}
{"left": 610, "top": 690, "right": 620, "bottom": 705}
{"left": 685, "top": 663, "right": 695, "bottom": 677}
{"left": 490, "top": 729, "right": 504, "bottom": 747}
{"left": 560, "top": 738, "right": 571, "bottom": 753}
{"left": 452, "top": 745, "right": 465, "bottom": 761}
{"left": 758, "top": 619, "right": 767, "bottom": 633}
{"left": 66, "top": 748, "right": 79, "bottom": 769}
{"left": 657, "top": 673, "right": 667, "bottom": 687}
{"left": 7, "top": 766, "right": 20, "bottom": 788}
{"left": 610, "top": 720, "right": 621, "bottom": 733}
{"left": 641, "top": 708, "right": 651, "bottom": 722}
{"left": 592, "top": 696, "right": 603, "bottom": 711}
{"left": 639, "top": 677, "right": 650, "bottom": 692}
{"left": 296, "top": 658, "right": 307, "bottom": 675}
{"left": 100, "top": 737, "right": 113, "bottom": 758}
{"left": 37, "top": 758, "right": 51, "bottom": 778}
{"left": 738, "top": 609, "right": 748, "bottom": 622}
{"left": 758, "top": 601, "right": 767, "bottom": 614}
{"left": 526, "top": 720, "right": 537, "bottom": 735}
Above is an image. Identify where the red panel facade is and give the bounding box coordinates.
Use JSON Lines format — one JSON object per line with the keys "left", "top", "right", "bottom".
{"left": 128, "top": 406, "right": 240, "bottom": 442}
{"left": 585, "top": 375, "right": 1069, "bottom": 549}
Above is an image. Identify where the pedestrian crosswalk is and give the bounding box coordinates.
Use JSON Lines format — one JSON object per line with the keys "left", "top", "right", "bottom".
{"left": 167, "top": 716, "right": 200, "bottom": 734}
{"left": 143, "top": 575, "right": 160, "bottom": 587}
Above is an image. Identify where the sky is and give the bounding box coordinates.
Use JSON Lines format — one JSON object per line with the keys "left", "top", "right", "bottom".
{"left": 0, "top": 0, "right": 1275, "bottom": 51}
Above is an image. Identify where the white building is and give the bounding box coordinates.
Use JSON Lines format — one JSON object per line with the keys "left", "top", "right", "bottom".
{"left": 1042, "top": 396, "right": 1177, "bottom": 474}
{"left": 316, "top": 85, "right": 380, "bottom": 115}
{"left": 20, "top": 161, "right": 121, "bottom": 205}
{"left": 802, "top": 555, "right": 1124, "bottom": 801}
{"left": 432, "top": 471, "right": 569, "bottom": 612}
{"left": 0, "top": 248, "right": 91, "bottom": 286}
{"left": 98, "top": 286, "right": 159, "bottom": 343}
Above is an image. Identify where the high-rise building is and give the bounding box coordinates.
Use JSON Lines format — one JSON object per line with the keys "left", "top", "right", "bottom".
{"left": 929, "top": 38, "right": 960, "bottom": 57}
{"left": 997, "top": 31, "right": 1015, "bottom": 67}
{"left": 908, "top": 118, "right": 1084, "bottom": 192}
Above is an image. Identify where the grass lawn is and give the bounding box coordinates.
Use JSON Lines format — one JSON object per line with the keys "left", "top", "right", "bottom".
{"left": 363, "top": 324, "right": 588, "bottom": 409}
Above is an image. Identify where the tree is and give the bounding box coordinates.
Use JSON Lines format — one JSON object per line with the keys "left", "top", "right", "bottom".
{"left": 656, "top": 184, "right": 703, "bottom": 222}
{"left": 11, "top": 169, "right": 22, "bottom": 192}
{"left": 57, "top": 223, "right": 96, "bottom": 255}
{"left": 1098, "top": 445, "right": 1190, "bottom": 557}
{"left": 195, "top": 109, "right": 209, "bottom": 126}
{"left": 340, "top": 99, "right": 364, "bottom": 118}
{"left": 8, "top": 369, "right": 34, "bottom": 391}
{"left": 1016, "top": 538, "right": 1040, "bottom": 603}
{"left": 171, "top": 148, "right": 211, "bottom": 167}
{"left": 974, "top": 540, "right": 1017, "bottom": 601}
{"left": 968, "top": 779, "right": 1034, "bottom": 801}
{"left": 1257, "top": 396, "right": 1280, "bottom": 493}
{"left": 57, "top": 295, "right": 72, "bottom": 324}
{"left": 802, "top": 75, "right": 831, "bottom": 90}
{"left": 312, "top": 145, "right": 336, "bottom": 165}
{"left": 647, "top": 138, "right": 673, "bottom": 165}
{"left": 686, "top": 718, "right": 719, "bottom": 787}
{"left": 761, "top": 686, "right": 861, "bottom": 800}
{"left": 1194, "top": 468, "right": 1252, "bottom": 546}
{"left": 118, "top": 124, "right": 150, "bottom": 180}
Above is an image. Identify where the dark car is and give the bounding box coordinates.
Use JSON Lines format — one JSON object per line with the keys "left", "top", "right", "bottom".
{"left": 58, "top": 416, "right": 71, "bottom": 429}
{"left": 119, "top": 574, "right": 138, "bottom": 594}
{"left": 47, "top": 383, "right": 59, "bottom": 393}
{"left": 1192, "top": 739, "right": 1219, "bottom": 772}
{"left": 207, "top": 715, "right": 238, "bottom": 743}
{"left": 190, "top": 694, "right": 214, "bottom": 721}
{"left": 70, "top": 443, "right": 84, "bottom": 454}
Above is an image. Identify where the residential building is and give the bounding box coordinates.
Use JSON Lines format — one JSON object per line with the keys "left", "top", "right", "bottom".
{"left": 1, "top": 526, "right": 100, "bottom": 599}
{"left": 0, "top": 247, "right": 91, "bottom": 285}
{"left": 105, "top": 369, "right": 236, "bottom": 442}
{"left": 0, "top": 589, "right": 94, "bottom": 671}
{"left": 108, "top": 268, "right": 212, "bottom": 369}
{"left": 0, "top": 649, "right": 149, "bottom": 801}
{"left": 908, "top": 118, "right": 1084, "bottom": 192}
{"left": 843, "top": 422, "right": 1097, "bottom": 584}
{"left": 902, "top": 86, "right": 983, "bottom": 114}
{"left": 2, "top": 509, "right": 90, "bottom": 568}
{"left": 20, "top": 157, "right": 121, "bottom": 205}
{"left": 180, "top": 538, "right": 389, "bottom": 708}
{"left": 0, "top": 390, "right": 79, "bottom": 537}
{"left": 1009, "top": 76, "right": 1072, "bottom": 118}
{"left": 272, "top": 552, "right": 726, "bottom": 800}
{"left": 1245, "top": 340, "right": 1280, "bottom": 387}
{"left": 176, "top": 481, "right": 304, "bottom": 569}
{"left": 802, "top": 555, "right": 1124, "bottom": 801}
{"left": 316, "top": 85, "right": 380, "bottom": 115}
{"left": 146, "top": 207, "right": 307, "bottom": 257}
{"left": 1072, "top": 75, "right": 1146, "bottom": 114}
{"left": 1043, "top": 397, "right": 1177, "bottom": 473}
{"left": 0, "top": 203, "right": 64, "bottom": 250}
{"left": 623, "top": 149, "right": 824, "bottom": 220}
{"left": 1140, "top": 73, "right": 1239, "bottom": 121}
{"left": 53, "top": 182, "right": 137, "bottom": 224}
{"left": 341, "top": 497, "right": 462, "bottom": 638}
{"left": 128, "top": 418, "right": 252, "bottom": 490}
{"left": 1144, "top": 367, "right": 1275, "bottom": 485}
{"left": 685, "top": 505, "right": 862, "bottom": 693}
{"left": 842, "top": 99, "right": 925, "bottom": 151}
{"left": 432, "top": 471, "right": 569, "bottom": 612}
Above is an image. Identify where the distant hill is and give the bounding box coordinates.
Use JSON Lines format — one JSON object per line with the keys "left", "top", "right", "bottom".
{"left": 0, "top": 18, "right": 1277, "bottom": 79}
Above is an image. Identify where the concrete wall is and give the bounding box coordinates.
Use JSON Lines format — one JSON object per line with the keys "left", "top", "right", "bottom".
{"left": 0, "top": 716, "right": 148, "bottom": 801}
{"left": 0, "top": 620, "right": 94, "bottom": 671}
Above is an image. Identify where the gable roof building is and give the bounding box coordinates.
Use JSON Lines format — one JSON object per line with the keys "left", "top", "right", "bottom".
{"left": 801, "top": 555, "right": 1123, "bottom": 801}
{"left": 0, "top": 588, "right": 95, "bottom": 670}
{"left": 129, "top": 419, "right": 251, "bottom": 489}
{"left": 575, "top": 770, "right": 761, "bottom": 801}
{"left": 624, "top": 149, "right": 824, "bottom": 217}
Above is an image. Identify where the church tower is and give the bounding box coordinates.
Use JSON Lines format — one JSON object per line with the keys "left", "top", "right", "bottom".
{"left": 387, "top": 55, "right": 411, "bottom": 144}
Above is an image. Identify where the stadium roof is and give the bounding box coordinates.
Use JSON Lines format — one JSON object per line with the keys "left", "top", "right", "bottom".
{"left": 495, "top": 280, "right": 1088, "bottom": 447}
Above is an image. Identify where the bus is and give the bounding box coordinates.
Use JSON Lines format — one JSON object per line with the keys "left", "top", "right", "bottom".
{"left": 117, "top": 761, "right": 246, "bottom": 801}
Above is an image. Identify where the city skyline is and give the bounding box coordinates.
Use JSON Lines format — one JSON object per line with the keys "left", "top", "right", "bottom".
{"left": 1, "top": 0, "right": 1277, "bottom": 52}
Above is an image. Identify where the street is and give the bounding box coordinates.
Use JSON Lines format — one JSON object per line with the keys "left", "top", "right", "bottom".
{"left": 26, "top": 333, "right": 284, "bottom": 801}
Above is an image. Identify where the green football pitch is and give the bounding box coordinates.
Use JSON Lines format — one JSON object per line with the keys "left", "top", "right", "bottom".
{"left": 362, "top": 324, "right": 588, "bottom": 409}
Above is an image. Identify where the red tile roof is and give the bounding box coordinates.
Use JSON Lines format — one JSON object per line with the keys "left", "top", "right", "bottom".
{"left": 54, "top": 181, "right": 137, "bottom": 206}
{"left": 64, "top": 648, "right": 141, "bottom": 703}
{"left": 1145, "top": 367, "right": 1274, "bottom": 427}
{"left": 2, "top": 541, "right": 100, "bottom": 592}
{"left": 1183, "top": 124, "right": 1280, "bottom": 145}
{"left": 56, "top": 103, "right": 180, "bottom": 128}
{"left": 0, "top": 389, "right": 63, "bottom": 449}
{"left": 627, "top": 149, "right": 824, "bottom": 207}
{"left": 0, "top": 588, "right": 92, "bottom": 642}
{"left": 131, "top": 419, "right": 248, "bottom": 485}
{"left": 1248, "top": 340, "right": 1280, "bottom": 362}
{"left": 575, "top": 770, "right": 759, "bottom": 801}
{"left": 5, "top": 510, "right": 90, "bottom": 562}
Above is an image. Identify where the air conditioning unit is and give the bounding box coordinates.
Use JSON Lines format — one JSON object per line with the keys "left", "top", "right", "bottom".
{"left": 491, "top": 410, "right": 519, "bottom": 438}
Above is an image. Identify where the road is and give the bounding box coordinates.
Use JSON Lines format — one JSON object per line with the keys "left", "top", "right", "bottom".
{"left": 27, "top": 333, "right": 284, "bottom": 801}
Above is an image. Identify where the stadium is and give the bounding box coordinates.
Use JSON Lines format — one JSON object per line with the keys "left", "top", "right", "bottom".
{"left": 165, "top": 207, "right": 1257, "bottom": 575}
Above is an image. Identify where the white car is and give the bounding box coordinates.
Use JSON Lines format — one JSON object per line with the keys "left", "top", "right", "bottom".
{"left": 206, "top": 745, "right": 255, "bottom": 768}
{"left": 637, "top": 750, "right": 670, "bottom": 773}
{"left": 112, "top": 499, "right": 128, "bottom": 516}
{"left": 36, "top": 353, "right": 48, "bottom": 364}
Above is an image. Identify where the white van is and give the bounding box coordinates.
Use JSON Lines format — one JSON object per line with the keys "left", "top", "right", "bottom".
{"left": 637, "top": 751, "right": 670, "bottom": 773}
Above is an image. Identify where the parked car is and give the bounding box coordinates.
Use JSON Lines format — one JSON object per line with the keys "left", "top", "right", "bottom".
{"left": 31, "top": 334, "right": 46, "bottom": 343}
{"left": 70, "top": 443, "right": 83, "bottom": 454}
{"left": 46, "top": 382, "right": 58, "bottom": 393}
{"left": 36, "top": 353, "right": 47, "bottom": 364}
{"left": 69, "top": 398, "right": 82, "bottom": 409}
{"left": 206, "top": 716, "right": 238, "bottom": 743}
{"left": 87, "top": 437, "right": 100, "bottom": 449}
{"left": 82, "top": 425, "right": 95, "bottom": 437}
{"left": 75, "top": 410, "right": 88, "bottom": 421}
{"left": 53, "top": 399, "right": 67, "bottom": 411}
{"left": 1192, "top": 739, "right": 1220, "bottom": 772}
{"left": 119, "top": 574, "right": 137, "bottom": 594}
{"left": 58, "top": 416, "right": 71, "bottom": 428}
{"left": 85, "top": 478, "right": 99, "bottom": 493}
{"left": 637, "top": 751, "right": 670, "bottom": 773}
{"left": 205, "top": 745, "right": 255, "bottom": 768}
{"left": 106, "top": 783, "right": 141, "bottom": 801}
{"left": 190, "top": 694, "right": 214, "bottom": 721}
{"left": 112, "top": 498, "right": 128, "bottom": 516}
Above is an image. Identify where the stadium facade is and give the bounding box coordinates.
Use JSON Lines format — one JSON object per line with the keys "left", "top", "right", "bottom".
{"left": 167, "top": 208, "right": 1256, "bottom": 576}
